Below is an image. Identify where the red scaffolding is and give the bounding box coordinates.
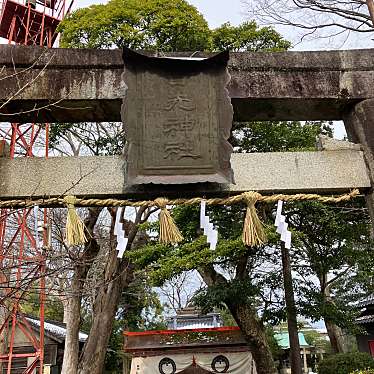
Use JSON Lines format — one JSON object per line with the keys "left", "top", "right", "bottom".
{"left": 0, "top": 1, "right": 73, "bottom": 373}
{"left": 0, "top": 0, "right": 72, "bottom": 46}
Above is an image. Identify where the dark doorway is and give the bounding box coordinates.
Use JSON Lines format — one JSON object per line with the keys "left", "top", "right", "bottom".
{"left": 369, "top": 340, "right": 374, "bottom": 357}
{"left": 179, "top": 365, "right": 211, "bottom": 373}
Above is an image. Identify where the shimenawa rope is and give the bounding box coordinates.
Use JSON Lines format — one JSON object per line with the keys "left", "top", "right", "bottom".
{"left": 0, "top": 189, "right": 360, "bottom": 247}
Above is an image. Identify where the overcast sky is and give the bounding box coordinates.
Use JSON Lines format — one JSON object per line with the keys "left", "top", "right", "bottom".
{"left": 76, "top": 0, "right": 373, "bottom": 51}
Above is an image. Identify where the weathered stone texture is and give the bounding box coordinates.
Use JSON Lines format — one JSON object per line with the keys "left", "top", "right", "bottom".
{"left": 344, "top": 99, "right": 374, "bottom": 230}
{"left": 0, "top": 151, "right": 369, "bottom": 203}
{"left": 1, "top": 46, "right": 374, "bottom": 122}
{"left": 122, "top": 49, "right": 233, "bottom": 184}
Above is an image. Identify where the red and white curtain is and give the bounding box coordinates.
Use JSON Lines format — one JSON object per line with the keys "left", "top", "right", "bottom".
{"left": 130, "top": 351, "right": 256, "bottom": 373}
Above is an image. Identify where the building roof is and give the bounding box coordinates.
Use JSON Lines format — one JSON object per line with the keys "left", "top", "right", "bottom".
{"left": 275, "top": 332, "right": 310, "bottom": 349}
{"left": 357, "top": 295, "right": 374, "bottom": 308}
{"left": 123, "top": 327, "right": 249, "bottom": 354}
{"left": 166, "top": 306, "right": 223, "bottom": 330}
{"left": 356, "top": 314, "right": 374, "bottom": 324}
{"left": 26, "top": 317, "right": 88, "bottom": 343}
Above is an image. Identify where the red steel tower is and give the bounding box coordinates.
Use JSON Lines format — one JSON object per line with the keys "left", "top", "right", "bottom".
{"left": 0, "top": 1, "right": 73, "bottom": 373}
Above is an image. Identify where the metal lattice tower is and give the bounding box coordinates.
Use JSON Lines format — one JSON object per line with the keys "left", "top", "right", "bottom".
{"left": 0, "top": 1, "right": 73, "bottom": 373}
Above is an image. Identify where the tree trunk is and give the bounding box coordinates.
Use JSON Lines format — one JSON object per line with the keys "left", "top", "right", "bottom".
{"left": 325, "top": 319, "right": 347, "bottom": 353}
{"left": 367, "top": 0, "right": 374, "bottom": 27}
{"left": 77, "top": 207, "right": 147, "bottom": 374}
{"left": 77, "top": 253, "right": 134, "bottom": 374}
{"left": 61, "top": 282, "right": 82, "bottom": 374}
{"left": 199, "top": 265, "right": 277, "bottom": 374}
{"left": 281, "top": 243, "right": 303, "bottom": 374}
{"left": 61, "top": 208, "right": 102, "bottom": 374}
{"left": 226, "top": 301, "right": 277, "bottom": 374}
{"left": 322, "top": 283, "right": 348, "bottom": 354}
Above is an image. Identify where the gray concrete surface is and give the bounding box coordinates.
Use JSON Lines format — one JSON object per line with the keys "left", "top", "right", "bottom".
{"left": 0, "top": 151, "right": 369, "bottom": 203}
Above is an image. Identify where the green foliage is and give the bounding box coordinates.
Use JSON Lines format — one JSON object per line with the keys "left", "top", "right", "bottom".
{"left": 21, "top": 292, "right": 64, "bottom": 322}
{"left": 289, "top": 199, "right": 372, "bottom": 329}
{"left": 232, "top": 121, "right": 332, "bottom": 153}
{"left": 351, "top": 370, "right": 374, "bottom": 374}
{"left": 219, "top": 307, "right": 238, "bottom": 326}
{"left": 49, "top": 123, "right": 124, "bottom": 156}
{"left": 266, "top": 326, "right": 283, "bottom": 362}
{"left": 128, "top": 122, "right": 333, "bottom": 327}
{"left": 59, "top": 0, "right": 211, "bottom": 50}
{"left": 104, "top": 277, "right": 166, "bottom": 372}
{"left": 59, "top": 0, "right": 291, "bottom": 54}
{"left": 212, "top": 21, "right": 291, "bottom": 52}
{"left": 303, "top": 329, "right": 332, "bottom": 354}
{"left": 318, "top": 353, "right": 374, "bottom": 374}
{"left": 194, "top": 279, "right": 261, "bottom": 311}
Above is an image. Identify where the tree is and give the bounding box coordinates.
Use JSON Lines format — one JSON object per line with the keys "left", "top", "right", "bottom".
{"left": 58, "top": 0, "right": 211, "bottom": 50}
{"left": 212, "top": 21, "right": 291, "bottom": 52}
{"left": 288, "top": 200, "right": 372, "bottom": 353}
{"left": 244, "top": 0, "right": 374, "bottom": 44}
{"left": 128, "top": 120, "right": 335, "bottom": 374}
{"left": 56, "top": 2, "right": 293, "bottom": 373}
{"left": 159, "top": 272, "right": 205, "bottom": 314}
{"left": 58, "top": 0, "right": 290, "bottom": 53}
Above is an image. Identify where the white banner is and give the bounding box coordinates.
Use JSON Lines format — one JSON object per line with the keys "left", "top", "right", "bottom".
{"left": 130, "top": 351, "right": 256, "bottom": 373}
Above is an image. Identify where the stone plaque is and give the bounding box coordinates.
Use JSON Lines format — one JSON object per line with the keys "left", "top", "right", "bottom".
{"left": 122, "top": 48, "right": 234, "bottom": 185}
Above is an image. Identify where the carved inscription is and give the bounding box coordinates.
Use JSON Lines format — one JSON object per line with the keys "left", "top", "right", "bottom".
{"left": 163, "top": 81, "right": 200, "bottom": 161}
{"left": 122, "top": 48, "right": 234, "bottom": 184}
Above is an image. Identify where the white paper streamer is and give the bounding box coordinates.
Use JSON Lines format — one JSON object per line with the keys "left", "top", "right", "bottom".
{"left": 276, "top": 215, "right": 286, "bottom": 234}
{"left": 280, "top": 222, "right": 289, "bottom": 242}
{"left": 274, "top": 201, "right": 292, "bottom": 249}
{"left": 117, "top": 236, "right": 128, "bottom": 258}
{"left": 275, "top": 200, "right": 283, "bottom": 227}
{"left": 200, "top": 200, "right": 219, "bottom": 250}
{"left": 115, "top": 207, "right": 124, "bottom": 235}
{"left": 210, "top": 230, "right": 218, "bottom": 251}
{"left": 200, "top": 200, "right": 206, "bottom": 229}
{"left": 114, "top": 207, "right": 128, "bottom": 258}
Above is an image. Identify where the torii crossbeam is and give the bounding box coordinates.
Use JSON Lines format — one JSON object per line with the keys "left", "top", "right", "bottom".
{"left": 0, "top": 46, "right": 374, "bottom": 222}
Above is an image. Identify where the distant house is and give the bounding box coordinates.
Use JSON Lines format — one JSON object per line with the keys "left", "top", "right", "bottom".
{"left": 2, "top": 316, "right": 87, "bottom": 374}
{"left": 356, "top": 295, "right": 374, "bottom": 356}
{"left": 275, "top": 332, "right": 314, "bottom": 374}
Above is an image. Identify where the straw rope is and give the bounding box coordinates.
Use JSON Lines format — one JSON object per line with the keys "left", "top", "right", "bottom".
{"left": 63, "top": 196, "right": 87, "bottom": 246}
{"left": 0, "top": 189, "right": 360, "bottom": 209}
{"left": 242, "top": 192, "right": 267, "bottom": 247}
{"left": 154, "top": 198, "right": 184, "bottom": 244}
{"left": 0, "top": 189, "right": 360, "bottom": 247}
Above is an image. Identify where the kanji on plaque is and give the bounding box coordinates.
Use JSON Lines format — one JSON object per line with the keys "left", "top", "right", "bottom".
{"left": 122, "top": 48, "right": 234, "bottom": 185}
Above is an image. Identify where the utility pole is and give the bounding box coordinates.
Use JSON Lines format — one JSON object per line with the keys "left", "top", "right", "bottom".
{"left": 367, "top": 0, "right": 374, "bottom": 27}
{"left": 281, "top": 242, "right": 303, "bottom": 374}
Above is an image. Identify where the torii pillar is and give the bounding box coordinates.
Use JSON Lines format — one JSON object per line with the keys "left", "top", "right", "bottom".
{"left": 344, "top": 100, "right": 374, "bottom": 232}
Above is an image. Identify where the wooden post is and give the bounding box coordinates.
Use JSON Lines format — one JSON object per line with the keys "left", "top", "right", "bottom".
{"left": 281, "top": 242, "right": 303, "bottom": 374}
{"left": 303, "top": 348, "right": 307, "bottom": 373}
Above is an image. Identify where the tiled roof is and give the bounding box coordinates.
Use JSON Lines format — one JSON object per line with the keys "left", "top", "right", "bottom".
{"left": 357, "top": 295, "right": 374, "bottom": 308}
{"left": 275, "top": 332, "right": 310, "bottom": 349}
{"left": 356, "top": 314, "right": 374, "bottom": 324}
{"left": 26, "top": 317, "right": 88, "bottom": 343}
{"left": 167, "top": 314, "right": 222, "bottom": 330}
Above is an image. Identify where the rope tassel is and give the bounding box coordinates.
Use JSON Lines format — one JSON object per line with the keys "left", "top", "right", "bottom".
{"left": 155, "top": 198, "right": 183, "bottom": 244}
{"left": 64, "top": 196, "right": 87, "bottom": 246}
{"left": 242, "top": 192, "right": 267, "bottom": 247}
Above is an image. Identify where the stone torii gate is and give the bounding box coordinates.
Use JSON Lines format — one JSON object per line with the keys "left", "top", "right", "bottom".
{"left": 0, "top": 45, "right": 373, "bottom": 223}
